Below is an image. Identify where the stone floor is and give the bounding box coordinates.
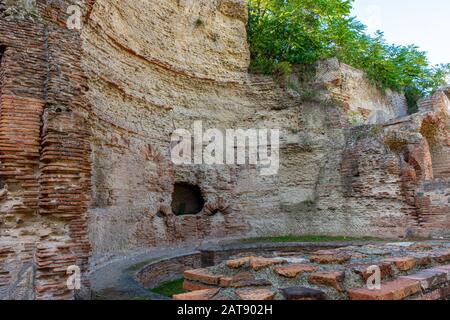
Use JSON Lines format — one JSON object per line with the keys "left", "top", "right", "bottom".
{"left": 174, "top": 241, "right": 450, "bottom": 300}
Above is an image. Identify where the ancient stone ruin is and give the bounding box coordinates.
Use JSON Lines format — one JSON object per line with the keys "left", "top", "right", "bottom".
{"left": 174, "top": 242, "right": 450, "bottom": 300}
{"left": 0, "top": 0, "right": 449, "bottom": 300}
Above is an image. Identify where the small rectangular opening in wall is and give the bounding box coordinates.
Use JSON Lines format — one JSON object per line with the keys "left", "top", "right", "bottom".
{"left": 0, "top": 45, "right": 6, "bottom": 89}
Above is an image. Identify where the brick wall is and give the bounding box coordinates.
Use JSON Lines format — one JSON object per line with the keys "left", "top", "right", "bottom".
{"left": 136, "top": 253, "right": 202, "bottom": 289}
{"left": 0, "top": 0, "right": 91, "bottom": 300}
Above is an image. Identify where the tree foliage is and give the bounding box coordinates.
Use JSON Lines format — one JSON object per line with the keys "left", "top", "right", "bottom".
{"left": 247, "top": 0, "right": 450, "bottom": 111}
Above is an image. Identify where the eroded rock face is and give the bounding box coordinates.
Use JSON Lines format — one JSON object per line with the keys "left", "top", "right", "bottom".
{"left": 0, "top": 0, "right": 91, "bottom": 300}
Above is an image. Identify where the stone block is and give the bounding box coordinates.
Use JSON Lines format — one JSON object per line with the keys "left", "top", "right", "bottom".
{"left": 310, "top": 250, "right": 351, "bottom": 265}
{"left": 412, "top": 286, "right": 450, "bottom": 300}
{"left": 309, "top": 271, "right": 345, "bottom": 292}
{"left": 249, "top": 257, "right": 287, "bottom": 271}
{"left": 274, "top": 264, "right": 317, "bottom": 278}
{"left": 226, "top": 257, "right": 251, "bottom": 269}
{"left": 433, "top": 251, "right": 450, "bottom": 264}
{"left": 431, "top": 264, "right": 450, "bottom": 280}
{"left": 401, "top": 269, "right": 447, "bottom": 291}
{"left": 383, "top": 257, "right": 417, "bottom": 271}
{"left": 184, "top": 269, "right": 222, "bottom": 285}
{"left": 183, "top": 280, "right": 215, "bottom": 291}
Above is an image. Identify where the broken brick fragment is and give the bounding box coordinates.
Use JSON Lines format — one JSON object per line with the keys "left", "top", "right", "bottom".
{"left": 433, "top": 264, "right": 450, "bottom": 280}
{"left": 226, "top": 257, "right": 251, "bottom": 269}
{"left": 310, "top": 250, "right": 351, "bottom": 264}
{"left": 183, "top": 280, "right": 216, "bottom": 291}
{"left": 433, "top": 251, "right": 450, "bottom": 264}
{"left": 350, "top": 263, "right": 393, "bottom": 282}
{"left": 400, "top": 269, "right": 447, "bottom": 291}
{"left": 408, "top": 243, "right": 433, "bottom": 251}
{"left": 230, "top": 279, "right": 272, "bottom": 288}
{"left": 250, "top": 257, "right": 287, "bottom": 271}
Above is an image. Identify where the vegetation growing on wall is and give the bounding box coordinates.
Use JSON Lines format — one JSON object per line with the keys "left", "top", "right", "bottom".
{"left": 247, "top": 0, "right": 450, "bottom": 112}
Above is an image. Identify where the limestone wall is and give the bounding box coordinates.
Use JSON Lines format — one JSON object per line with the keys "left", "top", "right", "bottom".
{"left": 309, "top": 58, "right": 408, "bottom": 124}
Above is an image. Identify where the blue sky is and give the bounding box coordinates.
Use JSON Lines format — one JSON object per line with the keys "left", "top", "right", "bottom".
{"left": 351, "top": 0, "right": 450, "bottom": 65}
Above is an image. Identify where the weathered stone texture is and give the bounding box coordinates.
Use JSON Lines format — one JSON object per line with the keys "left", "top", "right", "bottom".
{"left": 80, "top": 1, "right": 450, "bottom": 262}
{"left": 78, "top": 0, "right": 450, "bottom": 259}
{"left": 83, "top": 0, "right": 298, "bottom": 256}
{"left": 1, "top": 0, "right": 449, "bottom": 300}
{"left": 348, "top": 278, "right": 422, "bottom": 300}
